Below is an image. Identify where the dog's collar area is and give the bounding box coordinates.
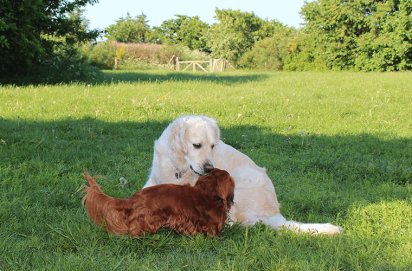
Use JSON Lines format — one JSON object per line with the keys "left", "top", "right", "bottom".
{"left": 189, "top": 165, "right": 203, "bottom": 176}
{"left": 174, "top": 168, "right": 188, "bottom": 179}
{"left": 174, "top": 165, "right": 203, "bottom": 179}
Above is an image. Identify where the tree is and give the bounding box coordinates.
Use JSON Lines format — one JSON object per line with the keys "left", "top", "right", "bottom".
{"left": 299, "top": 0, "right": 411, "bottom": 71}
{"left": 0, "top": 0, "right": 99, "bottom": 79}
{"left": 155, "top": 15, "right": 209, "bottom": 51}
{"left": 205, "top": 9, "right": 279, "bottom": 64}
{"left": 239, "top": 26, "right": 297, "bottom": 70}
{"left": 105, "top": 13, "right": 151, "bottom": 43}
{"left": 353, "top": 0, "right": 411, "bottom": 71}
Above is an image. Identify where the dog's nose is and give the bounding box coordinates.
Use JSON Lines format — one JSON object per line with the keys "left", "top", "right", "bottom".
{"left": 203, "top": 163, "right": 214, "bottom": 173}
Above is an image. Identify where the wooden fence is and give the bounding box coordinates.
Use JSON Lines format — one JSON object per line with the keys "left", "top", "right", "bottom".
{"left": 167, "top": 56, "right": 232, "bottom": 72}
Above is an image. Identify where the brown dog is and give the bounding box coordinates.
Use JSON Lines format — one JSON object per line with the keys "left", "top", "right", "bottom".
{"left": 83, "top": 168, "right": 235, "bottom": 237}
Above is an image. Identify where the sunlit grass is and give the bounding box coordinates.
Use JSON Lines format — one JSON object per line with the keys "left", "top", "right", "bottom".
{"left": 1, "top": 70, "right": 411, "bottom": 270}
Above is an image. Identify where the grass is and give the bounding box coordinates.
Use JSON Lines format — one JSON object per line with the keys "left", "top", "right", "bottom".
{"left": 1, "top": 70, "right": 411, "bottom": 270}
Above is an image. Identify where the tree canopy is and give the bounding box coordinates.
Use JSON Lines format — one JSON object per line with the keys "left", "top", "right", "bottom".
{"left": 298, "top": 0, "right": 411, "bottom": 71}
{"left": 154, "top": 15, "right": 209, "bottom": 51}
{"left": 105, "top": 13, "right": 151, "bottom": 43}
{"left": 205, "top": 9, "right": 282, "bottom": 64}
{"left": 0, "top": 0, "right": 99, "bottom": 79}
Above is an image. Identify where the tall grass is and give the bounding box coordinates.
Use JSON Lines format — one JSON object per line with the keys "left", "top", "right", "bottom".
{"left": 0, "top": 71, "right": 411, "bottom": 270}
{"left": 81, "top": 42, "right": 209, "bottom": 70}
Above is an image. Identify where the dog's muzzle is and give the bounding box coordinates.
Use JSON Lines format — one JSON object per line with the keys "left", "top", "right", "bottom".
{"left": 190, "top": 162, "right": 214, "bottom": 176}
{"left": 203, "top": 163, "right": 214, "bottom": 174}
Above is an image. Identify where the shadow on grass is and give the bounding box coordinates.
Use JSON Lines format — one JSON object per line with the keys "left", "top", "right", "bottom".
{"left": 96, "top": 70, "right": 269, "bottom": 85}
{"left": 1, "top": 70, "right": 269, "bottom": 86}
{"left": 1, "top": 117, "right": 410, "bottom": 221}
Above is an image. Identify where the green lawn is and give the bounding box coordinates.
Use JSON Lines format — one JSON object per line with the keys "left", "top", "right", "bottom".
{"left": 1, "top": 70, "right": 411, "bottom": 270}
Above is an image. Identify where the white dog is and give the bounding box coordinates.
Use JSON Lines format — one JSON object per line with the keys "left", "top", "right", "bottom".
{"left": 143, "top": 115, "right": 342, "bottom": 234}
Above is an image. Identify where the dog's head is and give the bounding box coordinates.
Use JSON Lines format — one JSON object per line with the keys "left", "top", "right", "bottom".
{"left": 195, "top": 168, "right": 235, "bottom": 208}
{"left": 168, "top": 115, "right": 220, "bottom": 176}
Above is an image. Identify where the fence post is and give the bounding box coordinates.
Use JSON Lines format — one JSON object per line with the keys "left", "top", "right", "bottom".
{"left": 176, "top": 57, "right": 180, "bottom": 71}
{"left": 114, "top": 58, "right": 119, "bottom": 70}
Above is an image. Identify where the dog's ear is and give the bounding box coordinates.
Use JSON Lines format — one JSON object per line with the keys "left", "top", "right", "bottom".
{"left": 195, "top": 174, "right": 218, "bottom": 195}
{"left": 197, "top": 169, "right": 235, "bottom": 204}
{"left": 169, "top": 118, "right": 188, "bottom": 155}
{"left": 216, "top": 173, "right": 235, "bottom": 205}
{"left": 209, "top": 168, "right": 229, "bottom": 178}
{"left": 202, "top": 116, "right": 220, "bottom": 141}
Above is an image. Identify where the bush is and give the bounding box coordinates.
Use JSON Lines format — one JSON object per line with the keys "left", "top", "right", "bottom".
{"left": 80, "top": 42, "right": 116, "bottom": 69}
{"left": 41, "top": 46, "right": 101, "bottom": 82}
{"left": 298, "top": 0, "right": 411, "bottom": 71}
{"left": 81, "top": 42, "right": 210, "bottom": 70}
{"left": 113, "top": 42, "right": 209, "bottom": 63}
{"left": 1, "top": 44, "right": 101, "bottom": 84}
{"left": 119, "top": 42, "right": 168, "bottom": 63}
{"left": 0, "top": 1, "right": 99, "bottom": 82}
{"left": 238, "top": 28, "right": 296, "bottom": 71}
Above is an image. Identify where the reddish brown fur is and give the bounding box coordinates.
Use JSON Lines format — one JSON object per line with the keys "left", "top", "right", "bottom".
{"left": 83, "top": 169, "right": 235, "bottom": 237}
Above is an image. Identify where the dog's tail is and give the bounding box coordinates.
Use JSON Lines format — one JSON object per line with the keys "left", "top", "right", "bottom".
{"left": 83, "top": 175, "right": 131, "bottom": 235}
{"left": 262, "top": 214, "right": 343, "bottom": 235}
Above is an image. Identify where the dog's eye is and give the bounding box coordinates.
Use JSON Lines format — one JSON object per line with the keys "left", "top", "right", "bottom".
{"left": 193, "top": 143, "right": 202, "bottom": 149}
{"left": 211, "top": 144, "right": 215, "bottom": 149}
{"left": 228, "top": 193, "right": 234, "bottom": 205}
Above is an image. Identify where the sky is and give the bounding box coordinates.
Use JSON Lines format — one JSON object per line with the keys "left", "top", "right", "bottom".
{"left": 84, "top": 0, "right": 307, "bottom": 30}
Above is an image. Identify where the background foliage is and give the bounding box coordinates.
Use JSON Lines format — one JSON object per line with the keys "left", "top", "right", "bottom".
{"left": 99, "top": 1, "right": 410, "bottom": 72}
{"left": 296, "top": 0, "right": 412, "bottom": 71}
{"left": 0, "top": 0, "right": 411, "bottom": 83}
{"left": 0, "top": 0, "right": 100, "bottom": 82}
{"left": 105, "top": 13, "right": 152, "bottom": 43}
{"left": 204, "top": 9, "right": 279, "bottom": 64}
{"left": 154, "top": 15, "right": 209, "bottom": 51}
{"left": 80, "top": 42, "right": 209, "bottom": 70}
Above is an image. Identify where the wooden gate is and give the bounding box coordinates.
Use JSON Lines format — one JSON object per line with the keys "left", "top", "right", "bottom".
{"left": 168, "top": 56, "right": 231, "bottom": 72}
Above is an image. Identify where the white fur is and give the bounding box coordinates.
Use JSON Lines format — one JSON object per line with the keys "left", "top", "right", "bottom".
{"left": 144, "top": 115, "right": 342, "bottom": 235}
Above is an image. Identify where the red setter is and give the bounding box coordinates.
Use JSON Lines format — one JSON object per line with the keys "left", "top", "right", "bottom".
{"left": 83, "top": 168, "right": 235, "bottom": 237}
